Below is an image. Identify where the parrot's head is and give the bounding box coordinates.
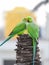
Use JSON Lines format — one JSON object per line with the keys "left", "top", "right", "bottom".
{"left": 23, "top": 16, "right": 33, "bottom": 23}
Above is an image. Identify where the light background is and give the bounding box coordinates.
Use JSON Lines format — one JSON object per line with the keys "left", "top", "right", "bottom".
{"left": 0, "top": 0, "right": 49, "bottom": 29}
{"left": 0, "top": 0, "right": 49, "bottom": 65}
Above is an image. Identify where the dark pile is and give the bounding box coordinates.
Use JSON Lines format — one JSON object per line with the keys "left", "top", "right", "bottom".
{"left": 15, "top": 34, "right": 41, "bottom": 65}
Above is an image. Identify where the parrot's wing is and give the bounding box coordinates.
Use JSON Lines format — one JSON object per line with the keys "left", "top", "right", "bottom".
{"left": 27, "top": 23, "right": 39, "bottom": 39}
{"left": 9, "top": 22, "right": 26, "bottom": 36}
{"left": 17, "top": 30, "right": 24, "bottom": 35}
{"left": 26, "top": 23, "right": 39, "bottom": 65}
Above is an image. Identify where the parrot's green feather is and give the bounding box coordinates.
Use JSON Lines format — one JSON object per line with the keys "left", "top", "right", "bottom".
{"left": 27, "top": 23, "right": 39, "bottom": 39}
{"left": 33, "top": 39, "right": 37, "bottom": 65}
{"left": 9, "top": 22, "right": 26, "bottom": 36}
{"left": 27, "top": 22, "right": 39, "bottom": 65}
{"left": 17, "top": 30, "right": 24, "bottom": 35}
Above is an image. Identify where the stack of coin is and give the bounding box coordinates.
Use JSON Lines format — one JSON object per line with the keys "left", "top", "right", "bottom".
{"left": 15, "top": 34, "right": 41, "bottom": 65}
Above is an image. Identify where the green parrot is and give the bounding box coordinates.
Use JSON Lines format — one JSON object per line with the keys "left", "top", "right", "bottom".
{"left": 0, "top": 21, "right": 26, "bottom": 46}
{"left": 0, "top": 16, "right": 39, "bottom": 65}
{"left": 26, "top": 22, "right": 39, "bottom": 65}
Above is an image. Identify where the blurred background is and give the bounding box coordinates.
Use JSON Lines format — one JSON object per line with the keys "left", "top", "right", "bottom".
{"left": 0, "top": 0, "right": 49, "bottom": 65}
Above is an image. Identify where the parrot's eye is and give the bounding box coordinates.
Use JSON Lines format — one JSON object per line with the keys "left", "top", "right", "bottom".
{"left": 26, "top": 19, "right": 32, "bottom": 23}
{"left": 23, "top": 17, "right": 32, "bottom": 23}
{"left": 24, "top": 18, "right": 32, "bottom": 23}
{"left": 27, "top": 19, "right": 30, "bottom": 22}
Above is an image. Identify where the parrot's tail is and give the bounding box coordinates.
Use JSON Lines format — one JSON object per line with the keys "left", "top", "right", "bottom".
{"left": 0, "top": 36, "right": 12, "bottom": 46}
